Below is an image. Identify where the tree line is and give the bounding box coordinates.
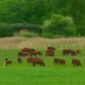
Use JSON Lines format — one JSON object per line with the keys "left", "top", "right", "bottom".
{"left": 0, "top": 0, "right": 85, "bottom": 37}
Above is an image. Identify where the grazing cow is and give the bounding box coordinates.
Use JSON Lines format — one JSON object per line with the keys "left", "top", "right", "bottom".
{"left": 33, "top": 58, "right": 45, "bottom": 66}
{"left": 27, "top": 57, "right": 45, "bottom": 66}
{"left": 18, "top": 48, "right": 35, "bottom": 57}
{"left": 54, "top": 58, "right": 66, "bottom": 65}
{"left": 19, "top": 48, "right": 42, "bottom": 57}
{"left": 72, "top": 58, "right": 81, "bottom": 66}
{"left": 17, "top": 57, "right": 22, "bottom": 63}
{"left": 4, "top": 58, "right": 12, "bottom": 66}
{"left": 46, "top": 47, "right": 55, "bottom": 57}
{"left": 63, "top": 49, "right": 72, "bottom": 55}
{"left": 71, "top": 50, "right": 76, "bottom": 56}
{"left": 63, "top": 49, "right": 80, "bottom": 56}
{"left": 46, "top": 50, "right": 55, "bottom": 56}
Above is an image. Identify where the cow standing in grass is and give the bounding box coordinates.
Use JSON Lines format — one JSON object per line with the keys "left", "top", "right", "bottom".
{"left": 72, "top": 58, "right": 81, "bottom": 66}
{"left": 46, "top": 47, "right": 55, "bottom": 57}
{"left": 54, "top": 58, "right": 66, "bottom": 65}
{"left": 18, "top": 48, "right": 34, "bottom": 57}
{"left": 63, "top": 49, "right": 80, "bottom": 56}
{"left": 3, "top": 58, "right": 12, "bottom": 66}
{"left": 27, "top": 57, "right": 45, "bottom": 66}
{"left": 71, "top": 50, "right": 77, "bottom": 56}
{"left": 18, "top": 48, "right": 42, "bottom": 57}
{"left": 63, "top": 49, "right": 72, "bottom": 55}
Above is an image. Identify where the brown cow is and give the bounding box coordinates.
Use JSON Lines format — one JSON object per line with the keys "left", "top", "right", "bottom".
{"left": 63, "top": 49, "right": 72, "bottom": 55}
{"left": 71, "top": 50, "right": 77, "bottom": 56}
{"left": 18, "top": 48, "right": 35, "bottom": 57}
{"left": 4, "top": 58, "right": 12, "bottom": 66}
{"left": 63, "top": 49, "right": 80, "bottom": 56}
{"left": 72, "top": 58, "right": 81, "bottom": 66}
{"left": 27, "top": 57, "right": 45, "bottom": 66}
{"left": 54, "top": 58, "right": 66, "bottom": 65}
{"left": 46, "top": 47, "right": 55, "bottom": 57}
{"left": 46, "top": 50, "right": 55, "bottom": 56}
{"left": 19, "top": 48, "right": 42, "bottom": 57}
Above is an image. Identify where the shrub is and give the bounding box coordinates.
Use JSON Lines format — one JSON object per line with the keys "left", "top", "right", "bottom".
{"left": 0, "top": 23, "right": 13, "bottom": 37}
{"left": 43, "top": 14, "right": 77, "bottom": 37}
{"left": 0, "top": 23, "right": 42, "bottom": 37}
{"left": 42, "top": 32, "right": 55, "bottom": 38}
{"left": 14, "top": 30, "right": 39, "bottom": 38}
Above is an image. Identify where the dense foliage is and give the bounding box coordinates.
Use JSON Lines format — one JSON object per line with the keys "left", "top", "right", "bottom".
{"left": 0, "top": 0, "right": 85, "bottom": 37}
{"left": 43, "top": 14, "right": 77, "bottom": 37}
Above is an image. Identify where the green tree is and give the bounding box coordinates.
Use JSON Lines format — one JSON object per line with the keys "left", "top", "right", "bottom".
{"left": 43, "top": 14, "right": 77, "bottom": 37}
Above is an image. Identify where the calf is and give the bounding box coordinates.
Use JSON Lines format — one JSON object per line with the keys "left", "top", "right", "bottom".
{"left": 63, "top": 49, "right": 80, "bottom": 56}
{"left": 4, "top": 58, "right": 12, "bottom": 66}
{"left": 46, "top": 47, "right": 55, "bottom": 57}
{"left": 27, "top": 57, "right": 45, "bottom": 66}
{"left": 63, "top": 49, "right": 72, "bottom": 55}
{"left": 72, "top": 58, "right": 81, "bottom": 66}
{"left": 46, "top": 50, "right": 55, "bottom": 56}
{"left": 71, "top": 50, "right": 76, "bottom": 56}
{"left": 54, "top": 58, "right": 66, "bottom": 65}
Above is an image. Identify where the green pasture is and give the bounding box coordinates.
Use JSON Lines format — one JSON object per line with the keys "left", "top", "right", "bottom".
{"left": 0, "top": 67, "right": 85, "bottom": 85}
{"left": 0, "top": 48, "right": 85, "bottom": 67}
{"left": 0, "top": 47, "right": 85, "bottom": 85}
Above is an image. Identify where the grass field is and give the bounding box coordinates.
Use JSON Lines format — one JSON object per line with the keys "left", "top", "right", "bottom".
{"left": 0, "top": 37, "right": 85, "bottom": 85}
{"left": 0, "top": 67, "right": 85, "bottom": 85}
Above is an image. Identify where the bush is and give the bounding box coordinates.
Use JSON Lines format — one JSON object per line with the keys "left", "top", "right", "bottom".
{"left": 42, "top": 32, "right": 55, "bottom": 38}
{"left": 14, "top": 30, "right": 39, "bottom": 38}
{"left": 0, "top": 23, "right": 13, "bottom": 37}
{"left": 0, "top": 23, "right": 42, "bottom": 37}
{"left": 42, "top": 14, "right": 77, "bottom": 37}
{"left": 11, "top": 23, "right": 42, "bottom": 34}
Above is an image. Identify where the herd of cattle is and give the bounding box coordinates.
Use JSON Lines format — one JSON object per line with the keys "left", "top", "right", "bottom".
{"left": 3, "top": 47, "right": 81, "bottom": 67}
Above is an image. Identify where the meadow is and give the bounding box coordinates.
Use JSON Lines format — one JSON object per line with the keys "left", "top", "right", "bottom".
{"left": 0, "top": 37, "right": 85, "bottom": 85}
{"left": 0, "top": 67, "right": 85, "bottom": 85}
